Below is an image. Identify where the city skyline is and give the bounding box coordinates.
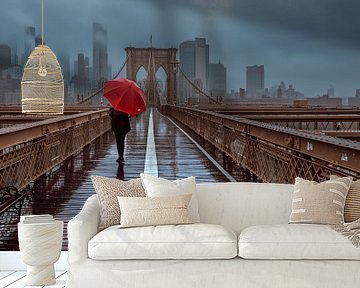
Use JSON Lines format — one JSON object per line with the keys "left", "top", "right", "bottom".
{"left": 0, "top": 0, "right": 360, "bottom": 98}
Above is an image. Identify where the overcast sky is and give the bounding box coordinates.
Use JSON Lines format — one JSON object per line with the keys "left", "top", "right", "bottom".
{"left": 1, "top": 0, "right": 360, "bottom": 97}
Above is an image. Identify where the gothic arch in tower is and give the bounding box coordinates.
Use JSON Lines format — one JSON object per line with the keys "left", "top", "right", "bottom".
{"left": 125, "top": 47, "right": 177, "bottom": 107}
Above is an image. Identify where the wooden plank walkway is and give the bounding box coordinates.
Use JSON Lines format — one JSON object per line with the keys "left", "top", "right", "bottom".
{"left": 0, "top": 271, "right": 67, "bottom": 288}
{"left": 1, "top": 108, "right": 253, "bottom": 251}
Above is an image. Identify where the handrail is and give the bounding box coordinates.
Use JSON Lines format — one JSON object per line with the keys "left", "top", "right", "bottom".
{"left": 0, "top": 108, "right": 110, "bottom": 150}
{"left": 0, "top": 108, "right": 112, "bottom": 189}
{"left": 164, "top": 105, "right": 360, "bottom": 179}
{"left": 0, "top": 188, "right": 29, "bottom": 215}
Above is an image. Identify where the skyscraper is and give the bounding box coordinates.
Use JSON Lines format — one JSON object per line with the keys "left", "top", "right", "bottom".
{"left": 93, "top": 22, "right": 108, "bottom": 89}
{"left": 58, "top": 51, "right": 70, "bottom": 85}
{"left": 179, "top": 41, "right": 195, "bottom": 78}
{"left": 77, "top": 53, "right": 89, "bottom": 96}
{"left": 85, "top": 56, "right": 90, "bottom": 88}
{"left": 327, "top": 85, "right": 335, "bottom": 97}
{"left": 23, "top": 26, "right": 35, "bottom": 66}
{"left": 246, "top": 65, "right": 264, "bottom": 97}
{"left": 0, "top": 44, "right": 11, "bottom": 71}
{"left": 179, "top": 38, "right": 209, "bottom": 103}
{"left": 209, "top": 61, "right": 227, "bottom": 98}
{"left": 35, "top": 35, "right": 43, "bottom": 47}
{"left": 58, "top": 51, "right": 71, "bottom": 103}
{"left": 78, "top": 53, "right": 85, "bottom": 82}
{"left": 194, "top": 38, "right": 209, "bottom": 91}
{"left": 10, "top": 41, "right": 18, "bottom": 65}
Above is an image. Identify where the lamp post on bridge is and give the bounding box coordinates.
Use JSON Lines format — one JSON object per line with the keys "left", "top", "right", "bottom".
{"left": 170, "top": 60, "right": 179, "bottom": 106}
{"left": 171, "top": 60, "right": 179, "bottom": 74}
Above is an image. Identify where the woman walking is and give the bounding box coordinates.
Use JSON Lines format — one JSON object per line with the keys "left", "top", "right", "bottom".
{"left": 110, "top": 108, "right": 131, "bottom": 163}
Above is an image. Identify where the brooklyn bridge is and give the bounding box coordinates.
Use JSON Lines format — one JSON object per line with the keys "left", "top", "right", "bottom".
{"left": 1, "top": 47, "right": 360, "bottom": 250}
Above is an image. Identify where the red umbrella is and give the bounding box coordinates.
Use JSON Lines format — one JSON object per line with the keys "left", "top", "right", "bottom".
{"left": 104, "top": 78, "right": 146, "bottom": 116}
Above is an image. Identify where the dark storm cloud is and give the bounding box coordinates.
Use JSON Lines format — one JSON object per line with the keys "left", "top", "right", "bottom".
{"left": 156, "top": 0, "right": 360, "bottom": 49}
{"left": 0, "top": 0, "right": 360, "bottom": 48}
{"left": 0, "top": 0, "right": 360, "bottom": 97}
{"left": 3, "top": 0, "right": 359, "bottom": 51}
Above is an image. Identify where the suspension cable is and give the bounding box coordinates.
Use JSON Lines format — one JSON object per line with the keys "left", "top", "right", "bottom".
{"left": 178, "top": 65, "right": 218, "bottom": 103}
{"left": 79, "top": 52, "right": 130, "bottom": 104}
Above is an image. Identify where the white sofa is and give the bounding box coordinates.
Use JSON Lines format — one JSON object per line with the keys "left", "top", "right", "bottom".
{"left": 66, "top": 182, "right": 360, "bottom": 288}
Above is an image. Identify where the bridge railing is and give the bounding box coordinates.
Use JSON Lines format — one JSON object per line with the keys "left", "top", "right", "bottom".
{"left": 240, "top": 115, "right": 360, "bottom": 131}
{"left": 0, "top": 108, "right": 111, "bottom": 189}
{"left": 164, "top": 105, "right": 360, "bottom": 183}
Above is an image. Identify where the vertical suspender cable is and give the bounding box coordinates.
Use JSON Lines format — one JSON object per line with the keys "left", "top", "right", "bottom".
{"left": 42, "top": 0, "right": 44, "bottom": 45}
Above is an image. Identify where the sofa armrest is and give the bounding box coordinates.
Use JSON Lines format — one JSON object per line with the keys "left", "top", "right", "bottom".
{"left": 67, "top": 194, "right": 100, "bottom": 264}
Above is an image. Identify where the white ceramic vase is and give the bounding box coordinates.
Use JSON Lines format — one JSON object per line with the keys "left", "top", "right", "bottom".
{"left": 18, "top": 221, "right": 63, "bottom": 286}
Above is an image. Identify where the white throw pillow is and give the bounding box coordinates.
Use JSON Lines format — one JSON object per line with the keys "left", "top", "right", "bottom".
{"left": 140, "top": 173, "right": 200, "bottom": 222}
{"left": 118, "top": 194, "right": 193, "bottom": 228}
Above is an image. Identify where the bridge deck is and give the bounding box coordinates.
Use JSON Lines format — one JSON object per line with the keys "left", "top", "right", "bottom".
{"left": 2, "top": 108, "right": 250, "bottom": 251}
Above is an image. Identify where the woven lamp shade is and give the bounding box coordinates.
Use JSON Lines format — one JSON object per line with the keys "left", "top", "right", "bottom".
{"left": 21, "top": 45, "right": 64, "bottom": 114}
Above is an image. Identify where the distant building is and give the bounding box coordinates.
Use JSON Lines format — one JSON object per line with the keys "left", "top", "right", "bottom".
{"left": 22, "top": 26, "right": 35, "bottom": 66}
{"left": 70, "top": 53, "right": 91, "bottom": 103}
{"left": 108, "top": 64, "right": 112, "bottom": 79}
{"left": 348, "top": 89, "right": 360, "bottom": 106}
{"left": 327, "top": 85, "right": 335, "bottom": 97}
{"left": 227, "top": 89, "right": 240, "bottom": 100}
{"left": 356, "top": 89, "right": 360, "bottom": 98}
{"left": 85, "top": 56, "right": 90, "bottom": 84}
{"left": 1, "top": 64, "right": 22, "bottom": 80}
{"left": 78, "top": 54, "right": 86, "bottom": 82}
{"left": 74, "top": 60, "right": 78, "bottom": 77}
{"left": 0, "top": 44, "right": 11, "bottom": 72}
{"left": 348, "top": 97, "right": 360, "bottom": 106}
{"left": 35, "top": 35, "right": 43, "bottom": 46}
{"left": 3, "top": 91, "right": 21, "bottom": 104}
{"left": 179, "top": 38, "right": 209, "bottom": 104}
{"left": 58, "top": 51, "right": 71, "bottom": 84}
{"left": 179, "top": 41, "right": 195, "bottom": 78}
{"left": 246, "top": 65, "right": 264, "bottom": 97}
{"left": 287, "top": 84, "right": 296, "bottom": 99}
{"left": 239, "top": 88, "right": 246, "bottom": 98}
{"left": 209, "top": 61, "right": 226, "bottom": 98}
{"left": 306, "top": 94, "right": 342, "bottom": 107}
{"left": 10, "top": 41, "right": 18, "bottom": 66}
{"left": 93, "top": 22, "right": 108, "bottom": 89}
{"left": 58, "top": 51, "right": 71, "bottom": 103}
{"left": 77, "top": 53, "right": 89, "bottom": 96}
{"left": 0, "top": 78, "right": 21, "bottom": 104}
{"left": 277, "top": 81, "right": 286, "bottom": 98}
{"left": 269, "top": 81, "right": 304, "bottom": 100}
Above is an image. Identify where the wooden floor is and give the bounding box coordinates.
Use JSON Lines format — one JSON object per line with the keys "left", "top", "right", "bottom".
{"left": 1, "top": 108, "right": 255, "bottom": 251}
{"left": 0, "top": 271, "right": 67, "bottom": 288}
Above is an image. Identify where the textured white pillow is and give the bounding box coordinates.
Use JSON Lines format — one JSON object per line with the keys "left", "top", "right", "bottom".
{"left": 91, "top": 176, "right": 146, "bottom": 229}
{"left": 289, "top": 177, "right": 352, "bottom": 225}
{"left": 140, "top": 173, "right": 200, "bottom": 222}
{"left": 117, "top": 194, "right": 193, "bottom": 228}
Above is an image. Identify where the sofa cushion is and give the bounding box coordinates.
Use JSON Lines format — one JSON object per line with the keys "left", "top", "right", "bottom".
{"left": 330, "top": 175, "right": 360, "bottom": 223}
{"left": 289, "top": 177, "right": 352, "bottom": 225}
{"left": 88, "top": 223, "right": 237, "bottom": 260}
{"left": 238, "top": 224, "right": 360, "bottom": 260}
{"left": 117, "top": 194, "right": 193, "bottom": 228}
{"left": 91, "top": 176, "right": 146, "bottom": 229}
{"left": 140, "top": 173, "right": 200, "bottom": 222}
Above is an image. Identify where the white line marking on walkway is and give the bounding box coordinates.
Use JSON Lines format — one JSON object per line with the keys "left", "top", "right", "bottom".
{"left": 161, "top": 112, "right": 237, "bottom": 182}
{"left": 144, "top": 108, "right": 159, "bottom": 177}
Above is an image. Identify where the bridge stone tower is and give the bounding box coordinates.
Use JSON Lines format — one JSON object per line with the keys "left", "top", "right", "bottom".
{"left": 125, "top": 47, "right": 177, "bottom": 106}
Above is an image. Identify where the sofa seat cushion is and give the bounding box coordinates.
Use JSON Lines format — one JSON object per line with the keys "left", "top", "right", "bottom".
{"left": 238, "top": 224, "right": 360, "bottom": 260}
{"left": 89, "top": 223, "right": 237, "bottom": 260}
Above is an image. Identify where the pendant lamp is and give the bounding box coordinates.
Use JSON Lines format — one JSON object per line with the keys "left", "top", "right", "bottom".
{"left": 21, "top": 0, "right": 64, "bottom": 114}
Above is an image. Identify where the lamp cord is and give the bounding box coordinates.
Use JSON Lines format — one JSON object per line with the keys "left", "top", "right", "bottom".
{"left": 42, "top": 0, "right": 44, "bottom": 45}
